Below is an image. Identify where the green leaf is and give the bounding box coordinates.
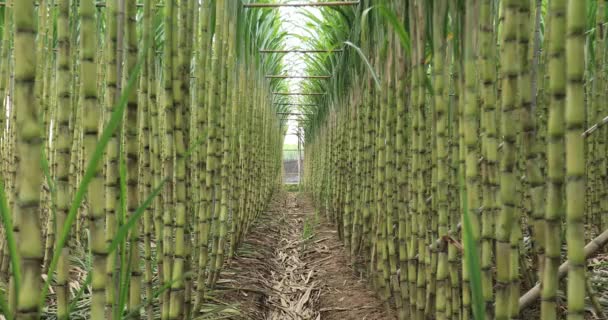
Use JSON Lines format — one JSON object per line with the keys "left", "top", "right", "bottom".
{"left": 460, "top": 173, "right": 485, "bottom": 320}
{"left": 343, "top": 41, "right": 380, "bottom": 89}
{"left": 41, "top": 145, "right": 58, "bottom": 258}
{"left": 378, "top": 5, "right": 411, "bottom": 56}
{"left": 0, "top": 176, "right": 19, "bottom": 313}
{"left": 108, "top": 178, "right": 167, "bottom": 253}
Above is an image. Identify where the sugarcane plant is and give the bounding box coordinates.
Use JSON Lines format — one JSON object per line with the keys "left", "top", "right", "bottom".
{"left": 302, "top": 0, "right": 608, "bottom": 319}
{"left": 0, "top": 0, "right": 290, "bottom": 319}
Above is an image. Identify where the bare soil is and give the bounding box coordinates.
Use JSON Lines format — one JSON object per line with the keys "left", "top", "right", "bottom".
{"left": 215, "top": 191, "right": 396, "bottom": 320}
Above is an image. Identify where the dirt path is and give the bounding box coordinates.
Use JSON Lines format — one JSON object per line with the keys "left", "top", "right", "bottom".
{"left": 215, "top": 192, "right": 395, "bottom": 320}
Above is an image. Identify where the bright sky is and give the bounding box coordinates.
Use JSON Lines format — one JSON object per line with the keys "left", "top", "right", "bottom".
{"left": 278, "top": 5, "right": 322, "bottom": 145}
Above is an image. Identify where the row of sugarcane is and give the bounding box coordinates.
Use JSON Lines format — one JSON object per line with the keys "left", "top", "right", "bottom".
{"left": 0, "top": 0, "right": 290, "bottom": 319}
{"left": 302, "top": 0, "right": 605, "bottom": 319}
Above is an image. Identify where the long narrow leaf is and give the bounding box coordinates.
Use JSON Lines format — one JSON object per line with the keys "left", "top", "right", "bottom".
{"left": 117, "top": 246, "right": 131, "bottom": 320}
{"left": 343, "top": 41, "right": 380, "bottom": 89}
{"left": 377, "top": 5, "right": 411, "bottom": 56}
{"left": 108, "top": 177, "right": 167, "bottom": 253}
{"left": 41, "top": 145, "right": 58, "bottom": 253}
{"left": 460, "top": 173, "right": 485, "bottom": 319}
{"left": 0, "top": 177, "right": 19, "bottom": 304}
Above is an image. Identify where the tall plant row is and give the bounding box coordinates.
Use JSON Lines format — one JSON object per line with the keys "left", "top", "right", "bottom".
{"left": 0, "top": 0, "right": 291, "bottom": 319}
{"left": 302, "top": 0, "right": 603, "bottom": 319}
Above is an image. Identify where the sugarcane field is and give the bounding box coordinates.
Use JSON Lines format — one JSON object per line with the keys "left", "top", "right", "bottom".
{"left": 3, "top": 0, "right": 608, "bottom": 319}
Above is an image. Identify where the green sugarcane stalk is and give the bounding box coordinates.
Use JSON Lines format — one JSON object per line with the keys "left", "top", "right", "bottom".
{"left": 149, "top": 11, "right": 164, "bottom": 317}
{"left": 384, "top": 34, "right": 400, "bottom": 311}
{"left": 211, "top": 0, "right": 237, "bottom": 287}
{"left": 565, "top": 1, "right": 586, "bottom": 319}
{"left": 447, "top": 3, "right": 462, "bottom": 317}
{"left": 168, "top": 0, "right": 189, "bottom": 316}
{"left": 496, "top": 1, "right": 521, "bottom": 319}
{"left": 54, "top": 0, "right": 73, "bottom": 317}
{"left": 478, "top": 1, "right": 498, "bottom": 317}
{"left": 79, "top": 0, "right": 106, "bottom": 318}
{"left": 104, "top": 0, "right": 119, "bottom": 316}
{"left": 406, "top": 2, "right": 419, "bottom": 316}
{"left": 462, "top": 1, "right": 481, "bottom": 318}
{"left": 414, "top": 2, "right": 427, "bottom": 319}
{"left": 205, "top": 0, "right": 228, "bottom": 289}
{"left": 161, "top": 0, "right": 175, "bottom": 317}
{"left": 433, "top": 1, "right": 449, "bottom": 319}
{"left": 125, "top": 0, "right": 142, "bottom": 314}
{"left": 139, "top": 0, "right": 154, "bottom": 318}
{"left": 394, "top": 2, "right": 410, "bottom": 315}
{"left": 14, "top": 0, "right": 43, "bottom": 318}
{"left": 598, "top": 0, "right": 608, "bottom": 233}
{"left": 374, "top": 45, "right": 389, "bottom": 302}
{"left": 197, "top": 0, "right": 226, "bottom": 312}
{"left": 540, "top": 0, "right": 566, "bottom": 318}
{"left": 183, "top": 0, "right": 196, "bottom": 316}
{"left": 193, "top": 0, "right": 211, "bottom": 313}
